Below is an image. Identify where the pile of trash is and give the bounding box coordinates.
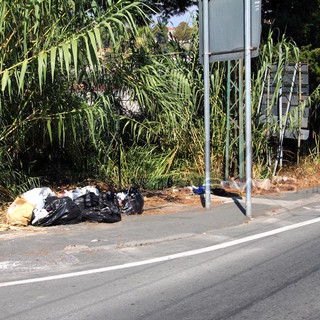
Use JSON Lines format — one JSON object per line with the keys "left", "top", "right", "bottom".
{"left": 6, "top": 186, "right": 144, "bottom": 227}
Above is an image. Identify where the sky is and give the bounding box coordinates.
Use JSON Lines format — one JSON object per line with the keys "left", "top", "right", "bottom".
{"left": 167, "top": 5, "right": 198, "bottom": 27}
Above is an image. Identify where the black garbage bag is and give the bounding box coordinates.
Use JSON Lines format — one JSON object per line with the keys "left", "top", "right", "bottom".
{"left": 32, "top": 196, "right": 82, "bottom": 226}
{"left": 121, "top": 187, "right": 144, "bottom": 215}
{"left": 74, "top": 192, "right": 99, "bottom": 210}
{"left": 100, "top": 192, "right": 121, "bottom": 215}
{"left": 80, "top": 191, "right": 121, "bottom": 223}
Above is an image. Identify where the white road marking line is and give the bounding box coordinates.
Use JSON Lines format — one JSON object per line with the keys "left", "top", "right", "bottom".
{"left": 1, "top": 217, "right": 320, "bottom": 288}
{"left": 303, "top": 207, "right": 311, "bottom": 210}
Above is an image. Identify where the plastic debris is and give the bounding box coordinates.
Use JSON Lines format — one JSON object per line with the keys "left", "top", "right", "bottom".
{"left": 22, "top": 187, "right": 55, "bottom": 209}
{"left": 31, "top": 208, "right": 50, "bottom": 225}
{"left": 57, "top": 190, "right": 75, "bottom": 200}
{"left": 192, "top": 185, "right": 205, "bottom": 195}
{"left": 31, "top": 196, "right": 82, "bottom": 226}
{"left": 78, "top": 191, "right": 121, "bottom": 224}
{"left": 116, "top": 191, "right": 127, "bottom": 202}
{"left": 73, "top": 186, "right": 99, "bottom": 200}
{"left": 7, "top": 185, "right": 144, "bottom": 227}
{"left": 74, "top": 192, "right": 100, "bottom": 210}
{"left": 121, "top": 187, "right": 144, "bottom": 215}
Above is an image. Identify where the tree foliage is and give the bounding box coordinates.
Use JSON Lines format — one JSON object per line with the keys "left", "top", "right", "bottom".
{"left": 0, "top": 0, "right": 145, "bottom": 197}
{"left": 174, "top": 22, "right": 193, "bottom": 43}
{"left": 152, "top": 23, "right": 169, "bottom": 46}
{"left": 142, "top": 0, "right": 197, "bottom": 18}
{"left": 262, "top": 0, "right": 320, "bottom": 48}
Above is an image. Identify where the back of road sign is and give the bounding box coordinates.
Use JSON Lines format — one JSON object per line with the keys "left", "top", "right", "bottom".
{"left": 199, "top": 0, "right": 262, "bottom": 62}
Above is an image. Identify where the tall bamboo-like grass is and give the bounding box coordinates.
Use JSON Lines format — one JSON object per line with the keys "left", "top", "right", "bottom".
{"left": 119, "top": 30, "right": 302, "bottom": 185}
{"left": 0, "top": 0, "right": 304, "bottom": 198}
{"left": 0, "top": 0, "right": 146, "bottom": 199}
{"left": 116, "top": 25, "right": 229, "bottom": 185}
{"left": 251, "top": 33, "right": 300, "bottom": 177}
{"left": 118, "top": 32, "right": 307, "bottom": 183}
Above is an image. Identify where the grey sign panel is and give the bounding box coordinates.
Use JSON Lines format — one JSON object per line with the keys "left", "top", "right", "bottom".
{"left": 261, "top": 104, "right": 309, "bottom": 129}
{"left": 284, "top": 129, "right": 309, "bottom": 140}
{"left": 282, "top": 74, "right": 309, "bottom": 85}
{"left": 199, "top": 0, "right": 262, "bottom": 63}
{"left": 262, "top": 95, "right": 309, "bottom": 107}
{"left": 266, "top": 85, "right": 309, "bottom": 95}
{"left": 270, "top": 64, "right": 308, "bottom": 73}
{"left": 260, "top": 63, "right": 310, "bottom": 140}
{"left": 266, "top": 86, "right": 309, "bottom": 95}
{"left": 282, "top": 95, "right": 309, "bottom": 106}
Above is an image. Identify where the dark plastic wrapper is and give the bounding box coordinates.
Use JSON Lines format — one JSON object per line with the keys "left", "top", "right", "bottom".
{"left": 77, "top": 191, "right": 121, "bottom": 223}
{"left": 74, "top": 192, "right": 99, "bottom": 210}
{"left": 121, "top": 187, "right": 144, "bottom": 215}
{"left": 32, "top": 196, "right": 82, "bottom": 226}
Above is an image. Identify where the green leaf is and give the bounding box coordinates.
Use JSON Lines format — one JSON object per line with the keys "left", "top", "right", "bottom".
{"left": 58, "top": 47, "right": 64, "bottom": 73}
{"left": 38, "top": 52, "right": 46, "bottom": 93}
{"left": 19, "top": 60, "right": 28, "bottom": 94}
{"left": 58, "top": 115, "right": 62, "bottom": 145}
{"left": 103, "top": 22, "right": 116, "bottom": 47}
{"left": 50, "top": 47, "right": 57, "bottom": 82}
{"left": 93, "top": 27, "right": 103, "bottom": 51}
{"left": 71, "top": 39, "right": 78, "bottom": 79}
{"left": 43, "top": 52, "right": 48, "bottom": 84}
{"left": 0, "top": 2, "right": 7, "bottom": 32}
{"left": 7, "top": 75, "right": 12, "bottom": 96}
{"left": 83, "top": 36, "right": 94, "bottom": 74}
{"left": 63, "top": 43, "right": 71, "bottom": 79}
{"left": 47, "top": 120, "right": 53, "bottom": 143}
{"left": 1, "top": 69, "right": 9, "bottom": 92}
{"left": 88, "top": 31, "right": 99, "bottom": 67}
{"left": 23, "top": 8, "right": 29, "bottom": 55}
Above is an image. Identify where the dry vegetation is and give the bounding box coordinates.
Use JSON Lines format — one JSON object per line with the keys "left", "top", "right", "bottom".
{"left": 1, "top": 159, "right": 320, "bottom": 231}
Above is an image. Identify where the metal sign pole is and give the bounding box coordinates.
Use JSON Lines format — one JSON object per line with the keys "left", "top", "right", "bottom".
{"left": 199, "top": 0, "right": 261, "bottom": 211}
{"left": 297, "top": 62, "right": 302, "bottom": 164}
{"left": 203, "top": 0, "right": 211, "bottom": 209}
{"left": 244, "top": 0, "right": 252, "bottom": 218}
{"left": 239, "top": 59, "right": 244, "bottom": 182}
{"left": 279, "top": 45, "right": 283, "bottom": 168}
{"left": 225, "top": 61, "right": 231, "bottom": 181}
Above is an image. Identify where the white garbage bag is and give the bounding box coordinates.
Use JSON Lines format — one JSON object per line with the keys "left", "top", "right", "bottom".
{"left": 22, "top": 187, "right": 55, "bottom": 209}
{"left": 31, "top": 208, "right": 50, "bottom": 225}
{"left": 73, "top": 186, "right": 99, "bottom": 200}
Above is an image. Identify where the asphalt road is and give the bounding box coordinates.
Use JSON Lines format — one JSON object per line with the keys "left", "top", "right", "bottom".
{"left": 1, "top": 203, "right": 320, "bottom": 320}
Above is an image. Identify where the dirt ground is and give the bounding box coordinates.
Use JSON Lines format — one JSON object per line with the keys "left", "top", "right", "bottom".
{"left": 1, "top": 164, "right": 320, "bottom": 231}
{"left": 140, "top": 168, "right": 320, "bottom": 216}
